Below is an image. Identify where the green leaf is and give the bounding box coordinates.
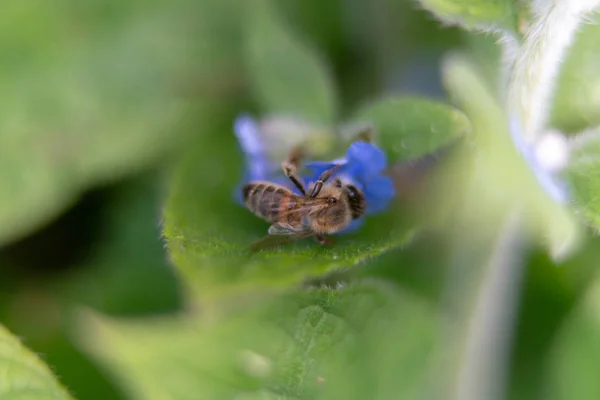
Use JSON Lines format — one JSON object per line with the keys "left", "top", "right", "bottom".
{"left": 77, "top": 280, "right": 437, "bottom": 400}
{"left": 246, "top": 0, "right": 337, "bottom": 125}
{"left": 441, "top": 54, "right": 581, "bottom": 259}
{"left": 547, "top": 276, "right": 600, "bottom": 399}
{"left": 564, "top": 128, "right": 600, "bottom": 231}
{"left": 506, "top": 242, "right": 591, "bottom": 400}
{"left": 162, "top": 109, "right": 418, "bottom": 299}
{"left": 65, "top": 175, "right": 182, "bottom": 316}
{"left": 551, "top": 20, "right": 600, "bottom": 133}
{"left": 462, "top": 31, "right": 502, "bottom": 96}
{"left": 0, "top": 174, "right": 182, "bottom": 400}
{"left": 0, "top": 0, "right": 247, "bottom": 246}
{"left": 350, "top": 96, "right": 471, "bottom": 162}
{"left": 0, "top": 324, "right": 73, "bottom": 400}
{"left": 416, "top": 0, "right": 519, "bottom": 34}
{"left": 311, "top": 282, "right": 438, "bottom": 399}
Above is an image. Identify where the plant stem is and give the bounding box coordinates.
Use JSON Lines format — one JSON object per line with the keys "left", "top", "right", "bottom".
{"left": 455, "top": 211, "right": 526, "bottom": 400}
{"left": 507, "top": 0, "right": 600, "bottom": 143}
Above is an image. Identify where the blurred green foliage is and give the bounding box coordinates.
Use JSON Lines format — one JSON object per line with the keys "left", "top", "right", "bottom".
{"left": 351, "top": 97, "right": 470, "bottom": 161}
{"left": 0, "top": 324, "right": 72, "bottom": 399}
{"left": 78, "top": 280, "right": 437, "bottom": 400}
{"left": 551, "top": 19, "right": 600, "bottom": 134}
{"left": 442, "top": 54, "right": 579, "bottom": 257}
{"left": 417, "top": 0, "right": 519, "bottom": 33}
{"left": 247, "top": 0, "right": 337, "bottom": 125}
{"left": 1, "top": 0, "right": 600, "bottom": 399}
{"left": 0, "top": 1, "right": 190, "bottom": 245}
{"left": 566, "top": 130, "right": 600, "bottom": 231}
{"left": 549, "top": 276, "right": 600, "bottom": 400}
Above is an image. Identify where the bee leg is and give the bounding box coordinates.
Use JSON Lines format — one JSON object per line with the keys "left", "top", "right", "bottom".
{"left": 282, "top": 146, "right": 307, "bottom": 196}
{"left": 315, "top": 235, "right": 335, "bottom": 246}
{"left": 284, "top": 166, "right": 306, "bottom": 196}
{"left": 355, "top": 125, "right": 374, "bottom": 143}
{"left": 309, "top": 164, "right": 342, "bottom": 197}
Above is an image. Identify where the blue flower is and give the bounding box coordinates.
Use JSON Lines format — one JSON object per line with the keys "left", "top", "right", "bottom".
{"left": 233, "top": 113, "right": 395, "bottom": 234}
{"left": 233, "top": 114, "right": 288, "bottom": 204}
{"left": 305, "top": 141, "right": 396, "bottom": 215}
{"left": 509, "top": 117, "right": 570, "bottom": 203}
{"left": 234, "top": 114, "right": 273, "bottom": 183}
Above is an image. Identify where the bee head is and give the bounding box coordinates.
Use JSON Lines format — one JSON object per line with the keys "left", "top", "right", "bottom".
{"left": 344, "top": 184, "right": 366, "bottom": 219}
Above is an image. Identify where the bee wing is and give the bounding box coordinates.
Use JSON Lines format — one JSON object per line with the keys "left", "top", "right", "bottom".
{"left": 293, "top": 197, "right": 332, "bottom": 216}
{"left": 266, "top": 197, "right": 329, "bottom": 222}
{"left": 268, "top": 222, "right": 304, "bottom": 235}
{"left": 249, "top": 222, "right": 314, "bottom": 251}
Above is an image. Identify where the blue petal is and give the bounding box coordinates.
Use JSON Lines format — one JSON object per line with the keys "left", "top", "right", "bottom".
{"left": 304, "top": 161, "right": 339, "bottom": 175}
{"left": 346, "top": 142, "right": 387, "bottom": 180}
{"left": 363, "top": 176, "right": 395, "bottom": 214}
{"left": 234, "top": 114, "right": 263, "bottom": 155}
{"left": 509, "top": 118, "right": 569, "bottom": 203}
{"left": 305, "top": 160, "right": 349, "bottom": 181}
{"left": 234, "top": 114, "right": 272, "bottom": 181}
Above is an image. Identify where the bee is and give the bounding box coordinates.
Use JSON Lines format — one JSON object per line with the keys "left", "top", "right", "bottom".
{"left": 243, "top": 147, "right": 366, "bottom": 250}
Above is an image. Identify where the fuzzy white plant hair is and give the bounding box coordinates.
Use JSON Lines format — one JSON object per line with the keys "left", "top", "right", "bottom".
{"left": 507, "top": 0, "right": 600, "bottom": 144}
{"left": 497, "top": 32, "right": 520, "bottom": 102}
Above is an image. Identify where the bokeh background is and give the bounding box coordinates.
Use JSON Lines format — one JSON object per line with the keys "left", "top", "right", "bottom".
{"left": 1, "top": 1, "right": 600, "bottom": 399}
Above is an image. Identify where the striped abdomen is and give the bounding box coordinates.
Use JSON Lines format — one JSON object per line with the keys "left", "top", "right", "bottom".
{"left": 242, "top": 182, "right": 304, "bottom": 223}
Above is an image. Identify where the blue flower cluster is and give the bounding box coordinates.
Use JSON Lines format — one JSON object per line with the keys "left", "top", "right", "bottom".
{"left": 234, "top": 114, "right": 395, "bottom": 233}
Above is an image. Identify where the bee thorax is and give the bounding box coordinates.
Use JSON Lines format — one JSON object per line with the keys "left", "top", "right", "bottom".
{"left": 310, "top": 204, "right": 352, "bottom": 234}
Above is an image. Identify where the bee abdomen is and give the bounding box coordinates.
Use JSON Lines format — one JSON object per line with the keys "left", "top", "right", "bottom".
{"left": 242, "top": 184, "right": 255, "bottom": 203}
{"left": 242, "top": 183, "right": 286, "bottom": 222}
{"left": 243, "top": 183, "right": 266, "bottom": 214}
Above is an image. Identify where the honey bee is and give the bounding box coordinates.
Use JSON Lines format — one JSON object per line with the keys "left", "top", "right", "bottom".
{"left": 243, "top": 147, "right": 366, "bottom": 250}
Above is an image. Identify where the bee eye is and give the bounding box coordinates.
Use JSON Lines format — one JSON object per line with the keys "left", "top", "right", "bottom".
{"left": 327, "top": 197, "right": 336, "bottom": 204}
{"left": 347, "top": 185, "right": 358, "bottom": 199}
